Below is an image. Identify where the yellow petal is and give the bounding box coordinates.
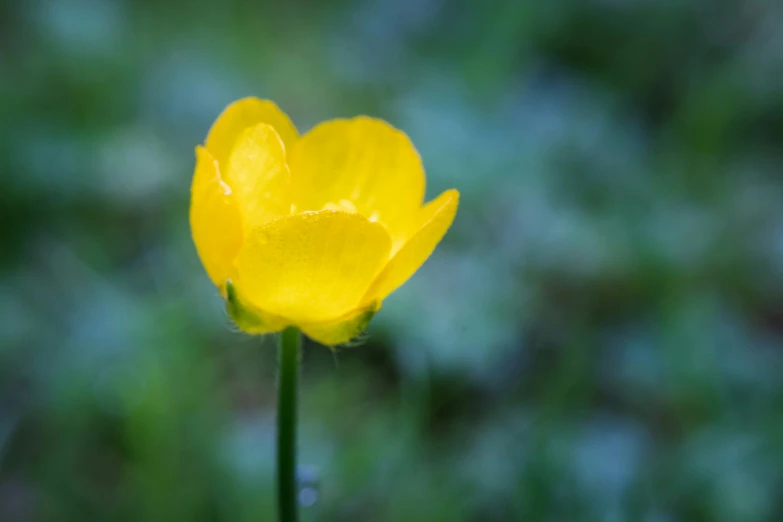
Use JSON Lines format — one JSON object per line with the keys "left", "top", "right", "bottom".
{"left": 233, "top": 210, "right": 392, "bottom": 324}
{"left": 299, "top": 301, "right": 380, "bottom": 346}
{"left": 205, "top": 97, "right": 298, "bottom": 170}
{"left": 363, "top": 189, "right": 459, "bottom": 302}
{"left": 289, "top": 117, "right": 425, "bottom": 241}
{"left": 190, "top": 146, "right": 244, "bottom": 288}
{"left": 226, "top": 123, "right": 292, "bottom": 229}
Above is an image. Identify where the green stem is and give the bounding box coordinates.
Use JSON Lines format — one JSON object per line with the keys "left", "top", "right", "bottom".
{"left": 277, "top": 327, "right": 301, "bottom": 522}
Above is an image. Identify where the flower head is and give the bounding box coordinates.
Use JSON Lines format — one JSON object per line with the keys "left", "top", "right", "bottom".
{"left": 190, "top": 98, "right": 459, "bottom": 345}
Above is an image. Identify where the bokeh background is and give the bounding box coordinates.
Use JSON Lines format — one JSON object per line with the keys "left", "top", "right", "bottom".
{"left": 3, "top": 0, "right": 783, "bottom": 520}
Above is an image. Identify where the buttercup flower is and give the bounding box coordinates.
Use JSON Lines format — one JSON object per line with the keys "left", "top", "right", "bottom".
{"left": 190, "top": 98, "right": 459, "bottom": 345}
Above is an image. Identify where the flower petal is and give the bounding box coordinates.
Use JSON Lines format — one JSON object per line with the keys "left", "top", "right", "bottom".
{"left": 190, "top": 146, "right": 244, "bottom": 288}
{"left": 362, "top": 189, "right": 459, "bottom": 302}
{"left": 299, "top": 301, "right": 380, "bottom": 346}
{"left": 289, "top": 117, "right": 425, "bottom": 242}
{"left": 205, "top": 97, "right": 298, "bottom": 170}
{"left": 226, "top": 123, "right": 292, "bottom": 229}
{"left": 233, "top": 210, "right": 392, "bottom": 324}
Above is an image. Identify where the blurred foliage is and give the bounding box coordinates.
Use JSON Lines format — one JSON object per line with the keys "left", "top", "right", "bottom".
{"left": 2, "top": 0, "right": 783, "bottom": 521}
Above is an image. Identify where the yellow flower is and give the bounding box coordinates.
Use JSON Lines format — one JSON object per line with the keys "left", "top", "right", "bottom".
{"left": 190, "top": 98, "right": 459, "bottom": 345}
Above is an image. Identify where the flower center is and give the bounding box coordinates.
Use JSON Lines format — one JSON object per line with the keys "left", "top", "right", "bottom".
{"left": 321, "top": 199, "right": 358, "bottom": 214}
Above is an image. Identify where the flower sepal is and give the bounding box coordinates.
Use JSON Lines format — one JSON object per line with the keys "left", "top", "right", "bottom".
{"left": 225, "top": 280, "right": 287, "bottom": 335}
{"left": 225, "top": 280, "right": 381, "bottom": 346}
{"left": 298, "top": 302, "right": 381, "bottom": 347}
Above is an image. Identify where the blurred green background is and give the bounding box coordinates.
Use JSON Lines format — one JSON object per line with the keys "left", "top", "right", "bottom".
{"left": 3, "top": 0, "right": 783, "bottom": 520}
